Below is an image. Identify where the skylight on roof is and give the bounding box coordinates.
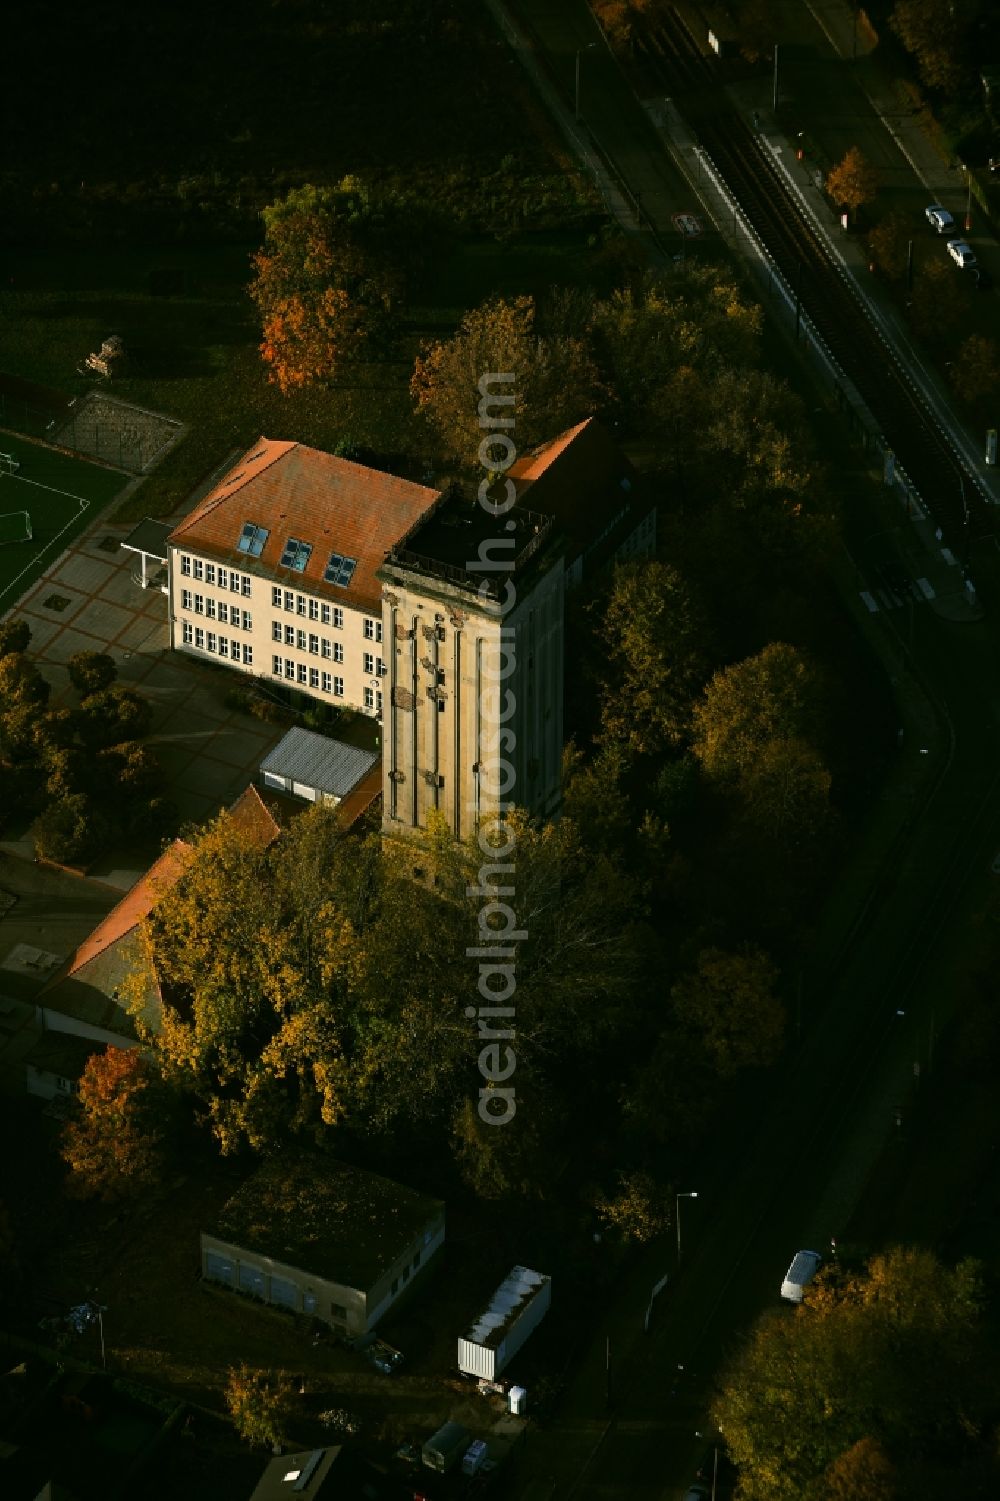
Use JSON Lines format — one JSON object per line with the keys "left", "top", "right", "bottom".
{"left": 246, "top": 449, "right": 266, "bottom": 463}
{"left": 280, "top": 537, "right": 313, "bottom": 572}
{"left": 225, "top": 472, "right": 245, "bottom": 486}
{"left": 323, "top": 552, "right": 358, "bottom": 587}
{"left": 237, "top": 522, "right": 269, "bottom": 557}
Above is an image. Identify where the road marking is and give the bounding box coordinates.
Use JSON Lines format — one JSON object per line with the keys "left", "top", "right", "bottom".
{"left": 940, "top": 547, "right": 957, "bottom": 565}
{"left": 916, "top": 577, "right": 936, "bottom": 599}
{"left": 860, "top": 590, "right": 879, "bottom": 612}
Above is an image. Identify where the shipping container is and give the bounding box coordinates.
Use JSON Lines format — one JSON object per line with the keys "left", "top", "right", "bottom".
{"left": 457, "top": 1265, "right": 551, "bottom": 1379}
{"left": 422, "top": 1420, "right": 470, "bottom": 1474}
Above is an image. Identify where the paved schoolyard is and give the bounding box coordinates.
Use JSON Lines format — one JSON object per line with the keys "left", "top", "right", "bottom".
{"left": 5, "top": 508, "right": 285, "bottom": 888}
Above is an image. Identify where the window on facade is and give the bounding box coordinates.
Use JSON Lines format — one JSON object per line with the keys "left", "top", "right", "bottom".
{"left": 195, "top": 627, "right": 205, "bottom": 649}
{"left": 243, "top": 644, "right": 252, "bottom": 665}
{"left": 242, "top": 610, "right": 252, "bottom": 631}
{"left": 438, "top": 699, "right": 445, "bottom": 712}
{"left": 412, "top": 1251, "right": 421, "bottom": 1270}
{"left": 333, "top": 607, "right": 344, "bottom": 629}
{"left": 285, "top": 659, "right": 295, "bottom": 680}
{"left": 284, "top": 590, "right": 294, "bottom": 612}
{"left": 231, "top": 638, "right": 240, "bottom": 658}
{"left": 364, "top": 652, "right": 375, "bottom": 675}
{"left": 297, "top": 664, "right": 307, "bottom": 684}
{"left": 272, "top": 586, "right": 282, "bottom": 608}
{"left": 219, "top": 567, "right": 229, "bottom": 590}
{"left": 324, "top": 552, "right": 358, "bottom": 587}
{"left": 295, "top": 629, "right": 305, "bottom": 651}
{"left": 308, "top": 634, "right": 319, "bottom": 655}
{"left": 194, "top": 594, "right": 204, "bottom": 614}
{"left": 230, "top": 572, "right": 242, "bottom": 593}
{"left": 321, "top": 639, "right": 332, "bottom": 659}
{"left": 321, "top": 672, "right": 332, "bottom": 694}
{"left": 333, "top": 676, "right": 344, "bottom": 697}
{"left": 194, "top": 559, "right": 204, "bottom": 580}
{"left": 205, "top": 563, "right": 216, "bottom": 585}
{"left": 218, "top": 602, "right": 229, "bottom": 625}
{"left": 391, "top": 1278, "right": 399, "bottom": 1296}
{"left": 280, "top": 538, "right": 312, "bottom": 572}
{"left": 182, "top": 622, "right": 193, "bottom": 645}
{"left": 272, "top": 622, "right": 282, "bottom": 643}
{"left": 273, "top": 655, "right": 282, "bottom": 675}
{"left": 402, "top": 1265, "right": 410, "bottom": 1284}
{"left": 206, "top": 599, "right": 216, "bottom": 619}
{"left": 330, "top": 1302, "right": 348, "bottom": 1322}
{"left": 219, "top": 638, "right": 229, "bottom": 657}
{"left": 181, "top": 589, "right": 192, "bottom": 610}
{"left": 296, "top": 594, "right": 307, "bottom": 616}
{"left": 309, "top": 667, "right": 319, "bottom": 688}
{"left": 181, "top": 555, "right": 191, "bottom": 576}
{"left": 320, "top": 603, "right": 331, "bottom": 625}
{"left": 308, "top": 599, "right": 319, "bottom": 620}
{"left": 364, "top": 686, "right": 374, "bottom": 709}
{"left": 334, "top": 642, "right": 343, "bottom": 664}
{"left": 207, "top": 632, "right": 217, "bottom": 653}
{"left": 364, "top": 618, "right": 383, "bottom": 642}
{"left": 236, "top": 522, "right": 269, "bottom": 557}
{"left": 241, "top": 576, "right": 251, "bottom": 598}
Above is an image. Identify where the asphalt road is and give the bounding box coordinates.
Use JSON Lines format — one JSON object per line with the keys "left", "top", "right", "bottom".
{"left": 487, "top": 3, "right": 1000, "bottom": 1498}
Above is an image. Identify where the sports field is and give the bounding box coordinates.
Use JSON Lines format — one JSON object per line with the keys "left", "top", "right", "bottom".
{"left": 0, "top": 436, "right": 127, "bottom": 608}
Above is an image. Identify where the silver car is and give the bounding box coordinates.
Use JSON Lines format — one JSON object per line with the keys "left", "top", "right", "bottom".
{"left": 946, "top": 238, "right": 977, "bottom": 269}
{"left": 925, "top": 204, "right": 955, "bottom": 233}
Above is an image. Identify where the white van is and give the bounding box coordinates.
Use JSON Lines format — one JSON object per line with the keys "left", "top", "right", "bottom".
{"left": 781, "top": 1249, "right": 822, "bottom": 1303}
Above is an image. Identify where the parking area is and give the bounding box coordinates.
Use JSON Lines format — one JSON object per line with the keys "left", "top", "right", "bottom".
{"left": 6, "top": 507, "right": 285, "bottom": 888}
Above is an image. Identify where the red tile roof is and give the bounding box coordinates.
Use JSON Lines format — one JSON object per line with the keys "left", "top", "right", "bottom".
{"left": 227, "top": 782, "right": 285, "bottom": 845}
{"left": 168, "top": 438, "right": 442, "bottom": 613}
{"left": 40, "top": 838, "right": 194, "bottom": 989}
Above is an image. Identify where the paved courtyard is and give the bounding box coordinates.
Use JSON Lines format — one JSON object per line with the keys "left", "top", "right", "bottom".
{"left": 5, "top": 508, "right": 286, "bottom": 888}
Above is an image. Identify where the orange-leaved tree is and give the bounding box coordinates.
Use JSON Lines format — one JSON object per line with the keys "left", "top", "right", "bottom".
{"left": 61, "top": 1046, "right": 168, "bottom": 1201}
{"left": 825, "top": 146, "right": 879, "bottom": 216}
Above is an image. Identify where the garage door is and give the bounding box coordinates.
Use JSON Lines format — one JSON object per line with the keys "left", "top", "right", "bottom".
{"left": 269, "top": 1274, "right": 298, "bottom": 1310}
{"left": 205, "top": 1252, "right": 234, "bottom": 1287}
{"left": 239, "top": 1262, "right": 266, "bottom": 1299}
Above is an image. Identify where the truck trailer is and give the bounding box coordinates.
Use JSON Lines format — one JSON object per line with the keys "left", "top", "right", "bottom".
{"left": 457, "top": 1265, "right": 551, "bottom": 1380}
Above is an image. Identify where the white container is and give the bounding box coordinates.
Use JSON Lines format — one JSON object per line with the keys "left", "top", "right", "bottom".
{"left": 457, "top": 1266, "right": 551, "bottom": 1379}
{"left": 508, "top": 1384, "right": 527, "bottom": 1416}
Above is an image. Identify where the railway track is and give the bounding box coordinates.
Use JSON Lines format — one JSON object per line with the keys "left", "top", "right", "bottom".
{"left": 637, "top": 8, "right": 989, "bottom": 547}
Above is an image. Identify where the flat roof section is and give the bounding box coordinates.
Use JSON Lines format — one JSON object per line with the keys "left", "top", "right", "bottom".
{"left": 260, "top": 729, "right": 378, "bottom": 800}
{"left": 119, "top": 517, "right": 173, "bottom": 561}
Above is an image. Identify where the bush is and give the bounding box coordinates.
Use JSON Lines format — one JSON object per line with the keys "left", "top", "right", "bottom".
{"left": 0, "top": 618, "right": 31, "bottom": 659}
{"left": 68, "top": 650, "right": 117, "bottom": 697}
{"left": 79, "top": 687, "right": 153, "bottom": 748}
{"left": 34, "top": 794, "right": 110, "bottom": 867}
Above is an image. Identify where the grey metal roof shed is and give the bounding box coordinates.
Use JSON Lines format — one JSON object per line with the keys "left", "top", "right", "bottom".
{"left": 259, "top": 728, "right": 378, "bottom": 804}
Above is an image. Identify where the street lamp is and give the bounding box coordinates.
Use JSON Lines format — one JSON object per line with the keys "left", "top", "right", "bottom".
{"left": 575, "top": 43, "right": 597, "bottom": 122}
{"left": 676, "top": 1191, "right": 698, "bottom": 1260}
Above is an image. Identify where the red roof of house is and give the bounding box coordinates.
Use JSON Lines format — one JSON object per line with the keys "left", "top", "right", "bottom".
{"left": 40, "top": 838, "right": 194, "bottom": 990}
{"left": 168, "top": 438, "right": 442, "bottom": 613}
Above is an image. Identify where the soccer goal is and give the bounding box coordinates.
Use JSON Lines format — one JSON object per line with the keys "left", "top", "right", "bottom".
{"left": 0, "top": 512, "right": 32, "bottom": 545}
{"left": 0, "top": 453, "right": 21, "bottom": 477}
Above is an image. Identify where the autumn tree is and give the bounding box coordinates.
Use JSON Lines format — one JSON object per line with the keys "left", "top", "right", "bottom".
{"left": 410, "top": 294, "right": 599, "bottom": 465}
{"left": 68, "top": 650, "right": 117, "bottom": 697}
{"left": 867, "top": 212, "right": 913, "bottom": 281}
{"left": 34, "top": 793, "right": 110, "bottom": 867}
{"left": 226, "top": 1364, "right": 293, "bottom": 1450}
{"left": 594, "top": 1170, "right": 670, "bottom": 1244}
{"left": 61, "top": 1047, "right": 169, "bottom": 1201}
{"left": 737, "top": 735, "right": 832, "bottom": 842}
{"left": 909, "top": 255, "right": 966, "bottom": 340}
{"left": 249, "top": 179, "right": 419, "bottom": 394}
{"left": 714, "top": 1248, "right": 994, "bottom": 1500}
{"left": 77, "top": 686, "right": 153, "bottom": 749}
{"left": 671, "top": 946, "right": 784, "bottom": 1077}
{"left": 953, "top": 334, "right": 1000, "bottom": 405}
{"left": 597, "top": 560, "right": 709, "bottom": 757}
{"left": 891, "top": 0, "right": 970, "bottom": 93}
{"left": 825, "top": 146, "right": 879, "bottom": 217}
{"left": 691, "top": 642, "right": 825, "bottom": 786}
{"left": 0, "top": 618, "right": 30, "bottom": 658}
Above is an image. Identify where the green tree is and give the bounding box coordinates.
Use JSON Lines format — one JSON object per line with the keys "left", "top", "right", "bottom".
{"left": 671, "top": 946, "right": 784, "bottom": 1077}
{"left": 713, "top": 1248, "right": 992, "bottom": 1500}
{"left": 67, "top": 650, "right": 117, "bottom": 697}
{"left": 596, "top": 560, "right": 709, "bottom": 756}
{"left": 737, "top": 735, "right": 832, "bottom": 842}
{"left": 0, "top": 618, "right": 31, "bottom": 658}
{"left": 820, "top": 1437, "right": 898, "bottom": 1501}
{"left": 34, "top": 793, "right": 110, "bottom": 866}
{"left": 691, "top": 642, "right": 824, "bottom": 785}
{"left": 825, "top": 146, "right": 879, "bottom": 217}
{"left": 61, "top": 1047, "right": 169, "bottom": 1201}
{"left": 225, "top": 1364, "right": 293, "bottom": 1450}
{"left": 411, "top": 294, "right": 599, "bottom": 465}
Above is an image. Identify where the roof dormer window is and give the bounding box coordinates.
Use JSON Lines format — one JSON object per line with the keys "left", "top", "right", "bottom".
{"left": 237, "top": 522, "right": 269, "bottom": 557}
{"left": 323, "top": 552, "right": 358, "bottom": 587}
{"left": 279, "top": 537, "right": 313, "bottom": 572}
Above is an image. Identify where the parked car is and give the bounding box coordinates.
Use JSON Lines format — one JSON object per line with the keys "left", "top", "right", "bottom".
{"left": 946, "top": 238, "right": 977, "bottom": 269}
{"left": 781, "top": 1249, "right": 822, "bottom": 1302}
{"left": 925, "top": 203, "right": 955, "bottom": 233}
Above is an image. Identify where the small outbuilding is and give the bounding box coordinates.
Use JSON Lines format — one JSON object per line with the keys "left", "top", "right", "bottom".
{"left": 421, "top": 1421, "right": 471, "bottom": 1475}
{"left": 201, "top": 1155, "right": 444, "bottom": 1337}
{"left": 260, "top": 728, "right": 378, "bottom": 808}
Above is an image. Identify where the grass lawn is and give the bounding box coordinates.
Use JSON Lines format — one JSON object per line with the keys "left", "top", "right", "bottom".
{"left": 0, "top": 434, "right": 128, "bottom": 607}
